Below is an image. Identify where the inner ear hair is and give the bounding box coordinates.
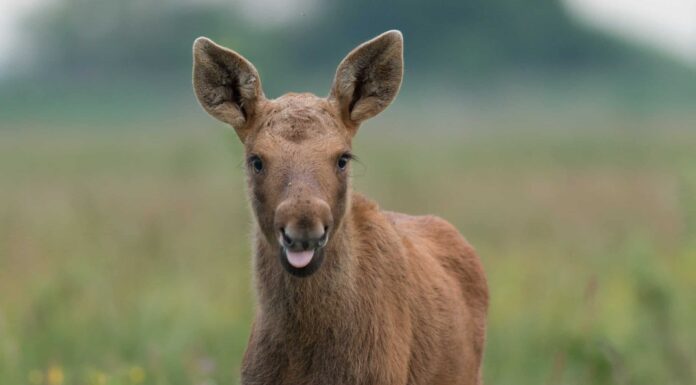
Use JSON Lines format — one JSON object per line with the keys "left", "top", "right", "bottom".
{"left": 330, "top": 30, "right": 404, "bottom": 126}
{"left": 192, "top": 37, "right": 264, "bottom": 139}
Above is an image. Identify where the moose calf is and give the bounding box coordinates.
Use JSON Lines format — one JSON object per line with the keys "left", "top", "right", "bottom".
{"left": 192, "top": 30, "right": 489, "bottom": 385}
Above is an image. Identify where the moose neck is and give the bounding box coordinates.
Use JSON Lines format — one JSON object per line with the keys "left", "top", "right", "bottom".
{"left": 252, "top": 200, "right": 359, "bottom": 326}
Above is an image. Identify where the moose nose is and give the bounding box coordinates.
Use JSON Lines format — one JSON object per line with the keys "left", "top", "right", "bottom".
{"left": 274, "top": 197, "right": 333, "bottom": 251}
{"left": 280, "top": 227, "right": 328, "bottom": 251}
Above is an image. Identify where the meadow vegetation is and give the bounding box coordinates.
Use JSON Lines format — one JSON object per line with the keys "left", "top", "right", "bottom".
{"left": 1, "top": 110, "right": 694, "bottom": 384}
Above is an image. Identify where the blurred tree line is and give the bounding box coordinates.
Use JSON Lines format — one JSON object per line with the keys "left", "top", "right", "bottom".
{"left": 4, "top": 0, "right": 695, "bottom": 117}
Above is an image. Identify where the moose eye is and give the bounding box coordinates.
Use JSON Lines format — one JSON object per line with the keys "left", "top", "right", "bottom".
{"left": 249, "top": 156, "right": 264, "bottom": 174}
{"left": 337, "top": 153, "right": 352, "bottom": 171}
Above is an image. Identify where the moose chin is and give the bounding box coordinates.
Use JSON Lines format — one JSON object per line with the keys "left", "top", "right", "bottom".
{"left": 192, "top": 30, "right": 489, "bottom": 385}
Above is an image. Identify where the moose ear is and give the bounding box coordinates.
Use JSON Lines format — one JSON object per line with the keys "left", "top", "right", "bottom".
{"left": 329, "top": 30, "right": 404, "bottom": 127}
{"left": 192, "top": 37, "right": 264, "bottom": 141}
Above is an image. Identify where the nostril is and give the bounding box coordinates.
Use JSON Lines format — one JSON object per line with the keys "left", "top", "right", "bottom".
{"left": 318, "top": 229, "right": 328, "bottom": 247}
{"left": 281, "top": 229, "right": 294, "bottom": 247}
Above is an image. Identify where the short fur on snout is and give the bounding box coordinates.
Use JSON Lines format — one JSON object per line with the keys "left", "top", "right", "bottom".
{"left": 193, "top": 30, "right": 489, "bottom": 384}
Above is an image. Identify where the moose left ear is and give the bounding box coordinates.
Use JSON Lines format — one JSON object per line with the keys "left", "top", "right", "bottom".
{"left": 192, "top": 37, "right": 265, "bottom": 142}
{"left": 329, "top": 30, "right": 404, "bottom": 127}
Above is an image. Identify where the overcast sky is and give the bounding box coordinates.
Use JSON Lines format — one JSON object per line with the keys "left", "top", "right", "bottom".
{"left": 564, "top": 0, "right": 696, "bottom": 66}
{"left": 0, "top": 0, "right": 695, "bottom": 74}
{"left": 0, "top": 0, "right": 50, "bottom": 73}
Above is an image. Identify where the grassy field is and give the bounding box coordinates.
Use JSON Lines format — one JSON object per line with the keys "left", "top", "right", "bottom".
{"left": 1, "top": 116, "right": 695, "bottom": 385}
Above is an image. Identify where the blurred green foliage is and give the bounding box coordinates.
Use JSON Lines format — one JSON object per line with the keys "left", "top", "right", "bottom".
{"left": 2, "top": 0, "right": 694, "bottom": 116}
{"left": 1, "top": 118, "right": 695, "bottom": 384}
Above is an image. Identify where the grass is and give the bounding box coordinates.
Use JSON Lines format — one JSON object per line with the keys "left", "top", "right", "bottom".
{"left": 1, "top": 115, "right": 695, "bottom": 385}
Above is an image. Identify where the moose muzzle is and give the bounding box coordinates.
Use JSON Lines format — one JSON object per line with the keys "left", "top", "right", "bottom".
{"left": 274, "top": 197, "right": 333, "bottom": 276}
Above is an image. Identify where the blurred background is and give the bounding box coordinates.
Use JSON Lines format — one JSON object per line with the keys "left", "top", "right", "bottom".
{"left": 1, "top": 0, "right": 695, "bottom": 384}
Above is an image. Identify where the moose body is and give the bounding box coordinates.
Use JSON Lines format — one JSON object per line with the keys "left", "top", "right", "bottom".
{"left": 193, "top": 30, "right": 488, "bottom": 385}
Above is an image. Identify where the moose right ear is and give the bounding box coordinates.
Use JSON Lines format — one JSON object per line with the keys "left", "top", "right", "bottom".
{"left": 329, "top": 30, "right": 403, "bottom": 128}
{"left": 192, "top": 37, "right": 264, "bottom": 141}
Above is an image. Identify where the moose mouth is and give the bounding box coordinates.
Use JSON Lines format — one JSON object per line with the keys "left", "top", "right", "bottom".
{"left": 279, "top": 247, "right": 326, "bottom": 278}
{"left": 286, "top": 249, "right": 315, "bottom": 268}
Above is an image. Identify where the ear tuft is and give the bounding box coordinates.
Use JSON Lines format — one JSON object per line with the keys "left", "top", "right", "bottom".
{"left": 330, "top": 30, "right": 404, "bottom": 126}
{"left": 378, "top": 30, "right": 403, "bottom": 46}
{"left": 192, "top": 37, "right": 264, "bottom": 140}
{"left": 193, "top": 36, "right": 213, "bottom": 54}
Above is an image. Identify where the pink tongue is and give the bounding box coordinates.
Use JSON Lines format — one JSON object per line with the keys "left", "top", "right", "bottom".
{"left": 286, "top": 249, "right": 315, "bottom": 268}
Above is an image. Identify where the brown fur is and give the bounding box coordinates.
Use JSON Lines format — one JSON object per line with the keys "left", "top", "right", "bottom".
{"left": 192, "top": 30, "right": 489, "bottom": 385}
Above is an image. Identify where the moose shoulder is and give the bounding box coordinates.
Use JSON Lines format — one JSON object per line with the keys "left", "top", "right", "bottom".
{"left": 192, "top": 30, "right": 489, "bottom": 385}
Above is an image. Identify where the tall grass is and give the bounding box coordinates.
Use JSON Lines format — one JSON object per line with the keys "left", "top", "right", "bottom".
{"left": 1, "top": 119, "right": 694, "bottom": 384}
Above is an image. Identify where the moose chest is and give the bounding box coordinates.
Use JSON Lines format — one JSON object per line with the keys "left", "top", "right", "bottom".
{"left": 242, "top": 326, "right": 397, "bottom": 385}
{"left": 242, "top": 288, "right": 413, "bottom": 385}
